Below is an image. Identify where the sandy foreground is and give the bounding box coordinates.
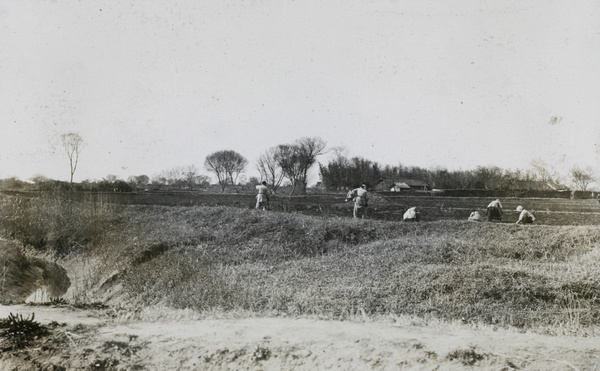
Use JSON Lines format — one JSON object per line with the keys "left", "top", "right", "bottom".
{"left": 0, "top": 304, "right": 599, "bottom": 370}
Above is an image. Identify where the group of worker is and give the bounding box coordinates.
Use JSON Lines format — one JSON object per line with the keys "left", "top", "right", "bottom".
{"left": 257, "top": 182, "right": 536, "bottom": 224}
{"left": 469, "top": 198, "right": 535, "bottom": 224}
{"left": 344, "top": 185, "right": 536, "bottom": 224}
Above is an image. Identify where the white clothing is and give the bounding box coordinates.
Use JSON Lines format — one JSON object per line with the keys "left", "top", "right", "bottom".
{"left": 516, "top": 209, "right": 535, "bottom": 224}
{"left": 468, "top": 211, "right": 482, "bottom": 222}
{"left": 487, "top": 200, "right": 502, "bottom": 209}
{"left": 403, "top": 207, "right": 418, "bottom": 220}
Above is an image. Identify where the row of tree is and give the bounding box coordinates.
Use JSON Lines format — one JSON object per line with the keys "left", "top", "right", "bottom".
{"left": 204, "top": 137, "right": 327, "bottom": 194}
{"left": 48, "top": 132, "right": 599, "bottom": 195}
{"left": 320, "top": 152, "right": 597, "bottom": 191}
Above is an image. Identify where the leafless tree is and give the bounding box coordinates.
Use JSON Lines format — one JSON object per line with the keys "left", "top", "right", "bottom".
{"left": 275, "top": 137, "right": 327, "bottom": 195}
{"left": 257, "top": 147, "right": 285, "bottom": 193}
{"left": 204, "top": 150, "right": 248, "bottom": 192}
{"left": 61, "top": 132, "right": 84, "bottom": 189}
{"left": 184, "top": 165, "right": 199, "bottom": 190}
{"left": 570, "top": 166, "right": 595, "bottom": 191}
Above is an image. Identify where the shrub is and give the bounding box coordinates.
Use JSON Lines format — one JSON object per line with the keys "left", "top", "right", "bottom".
{"left": 446, "top": 346, "right": 486, "bottom": 366}
{"left": 0, "top": 312, "right": 49, "bottom": 350}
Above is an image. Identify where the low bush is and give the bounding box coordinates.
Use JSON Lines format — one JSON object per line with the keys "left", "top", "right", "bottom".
{"left": 446, "top": 346, "right": 487, "bottom": 366}
{"left": 0, "top": 312, "right": 50, "bottom": 350}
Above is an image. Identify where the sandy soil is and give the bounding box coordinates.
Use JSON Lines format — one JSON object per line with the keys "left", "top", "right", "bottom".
{"left": 0, "top": 304, "right": 599, "bottom": 370}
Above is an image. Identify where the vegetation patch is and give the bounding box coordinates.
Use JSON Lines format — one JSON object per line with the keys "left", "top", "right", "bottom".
{"left": 0, "top": 312, "right": 50, "bottom": 350}
{"left": 446, "top": 346, "right": 487, "bottom": 366}
{"left": 2, "top": 193, "right": 600, "bottom": 334}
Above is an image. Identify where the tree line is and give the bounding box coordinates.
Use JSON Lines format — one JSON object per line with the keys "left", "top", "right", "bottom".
{"left": 320, "top": 152, "right": 596, "bottom": 192}
{"left": 7, "top": 132, "right": 596, "bottom": 194}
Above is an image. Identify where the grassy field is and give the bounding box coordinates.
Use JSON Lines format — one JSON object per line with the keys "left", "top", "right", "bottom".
{"left": 1, "top": 192, "right": 600, "bottom": 337}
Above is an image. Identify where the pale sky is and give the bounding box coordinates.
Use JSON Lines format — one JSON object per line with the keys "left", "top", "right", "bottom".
{"left": 1, "top": 0, "right": 600, "bottom": 184}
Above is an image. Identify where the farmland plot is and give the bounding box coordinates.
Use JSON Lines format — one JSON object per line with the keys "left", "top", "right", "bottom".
{"left": 10, "top": 190, "right": 599, "bottom": 225}
{"left": 1, "top": 192, "right": 600, "bottom": 369}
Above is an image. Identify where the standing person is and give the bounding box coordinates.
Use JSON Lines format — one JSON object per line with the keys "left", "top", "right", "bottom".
{"left": 515, "top": 205, "right": 535, "bottom": 224}
{"left": 486, "top": 199, "right": 503, "bottom": 222}
{"left": 468, "top": 210, "right": 482, "bottom": 222}
{"left": 255, "top": 181, "right": 270, "bottom": 211}
{"left": 345, "top": 183, "right": 368, "bottom": 219}
{"left": 403, "top": 206, "right": 419, "bottom": 222}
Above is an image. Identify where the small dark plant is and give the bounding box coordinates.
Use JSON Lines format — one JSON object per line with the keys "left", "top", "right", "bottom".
{"left": 0, "top": 312, "right": 50, "bottom": 349}
{"left": 251, "top": 345, "right": 272, "bottom": 361}
{"left": 446, "top": 346, "right": 486, "bottom": 366}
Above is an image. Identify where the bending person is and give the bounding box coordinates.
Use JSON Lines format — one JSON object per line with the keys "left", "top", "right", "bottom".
{"left": 345, "top": 183, "right": 368, "bottom": 219}
{"left": 515, "top": 205, "right": 535, "bottom": 224}
{"left": 486, "top": 199, "right": 503, "bottom": 222}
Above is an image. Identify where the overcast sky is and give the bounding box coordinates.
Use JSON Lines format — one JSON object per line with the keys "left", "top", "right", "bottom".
{"left": 1, "top": 0, "right": 600, "bottom": 184}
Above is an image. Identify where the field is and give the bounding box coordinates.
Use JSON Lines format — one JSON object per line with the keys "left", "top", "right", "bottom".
{"left": 7, "top": 189, "right": 600, "bottom": 224}
{"left": 0, "top": 191, "right": 599, "bottom": 369}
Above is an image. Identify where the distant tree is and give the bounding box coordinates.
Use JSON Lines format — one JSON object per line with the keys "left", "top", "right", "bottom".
{"left": 275, "top": 137, "right": 327, "bottom": 195}
{"left": 570, "top": 166, "right": 595, "bottom": 191}
{"left": 127, "top": 175, "right": 150, "bottom": 190}
{"left": 473, "top": 166, "right": 503, "bottom": 190}
{"left": 257, "top": 147, "right": 285, "bottom": 194}
{"left": 182, "top": 165, "right": 195, "bottom": 189}
{"left": 0, "top": 177, "right": 24, "bottom": 190}
{"left": 320, "top": 155, "right": 381, "bottom": 191}
{"left": 247, "top": 177, "right": 261, "bottom": 188}
{"left": 30, "top": 175, "right": 50, "bottom": 184}
{"left": 61, "top": 132, "right": 84, "bottom": 189}
{"left": 195, "top": 174, "right": 211, "bottom": 187}
{"left": 530, "top": 158, "right": 563, "bottom": 189}
{"left": 149, "top": 166, "right": 210, "bottom": 190}
{"left": 98, "top": 176, "right": 132, "bottom": 192}
{"left": 204, "top": 150, "right": 248, "bottom": 192}
{"left": 104, "top": 174, "right": 119, "bottom": 183}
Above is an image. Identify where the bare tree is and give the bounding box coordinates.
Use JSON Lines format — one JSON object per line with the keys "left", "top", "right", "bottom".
{"left": 570, "top": 166, "right": 595, "bottom": 191}
{"left": 61, "top": 132, "right": 84, "bottom": 189}
{"left": 257, "top": 147, "right": 285, "bottom": 193}
{"left": 204, "top": 150, "right": 248, "bottom": 192}
{"left": 275, "top": 137, "right": 327, "bottom": 195}
{"left": 184, "top": 165, "right": 199, "bottom": 190}
{"left": 530, "top": 158, "right": 565, "bottom": 189}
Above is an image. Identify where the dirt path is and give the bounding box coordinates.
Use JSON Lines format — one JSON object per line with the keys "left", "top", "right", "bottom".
{"left": 1, "top": 304, "right": 599, "bottom": 370}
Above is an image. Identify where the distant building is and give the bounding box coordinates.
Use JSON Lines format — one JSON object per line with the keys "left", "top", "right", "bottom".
{"left": 374, "top": 177, "right": 430, "bottom": 192}
{"left": 546, "top": 180, "right": 570, "bottom": 191}
{"left": 390, "top": 182, "right": 411, "bottom": 192}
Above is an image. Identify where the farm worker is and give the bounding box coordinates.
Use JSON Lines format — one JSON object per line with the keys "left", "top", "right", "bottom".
{"left": 486, "top": 199, "right": 503, "bottom": 222}
{"left": 255, "top": 181, "right": 270, "bottom": 211}
{"left": 345, "top": 184, "right": 368, "bottom": 218}
{"left": 515, "top": 205, "right": 535, "bottom": 224}
{"left": 403, "top": 206, "right": 419, "bottom": 222}
{"left": 468, "top": 210, "right": 482, "bottom": 222}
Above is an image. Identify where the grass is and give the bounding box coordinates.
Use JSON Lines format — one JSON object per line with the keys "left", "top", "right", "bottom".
{"left": 0, "top": 192, "right": 119, "bottom": 256}
{"left": 1, "top": 193, "right": 599, "bottom": 335}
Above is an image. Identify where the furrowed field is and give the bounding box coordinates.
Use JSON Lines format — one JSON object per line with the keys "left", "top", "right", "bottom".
{"left": 1, "top": 191, "right": 600, "bottom": 369}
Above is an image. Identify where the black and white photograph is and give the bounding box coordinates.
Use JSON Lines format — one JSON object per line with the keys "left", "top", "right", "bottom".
{"left": 1, "top": 1, "right": 600, "bottom": 369}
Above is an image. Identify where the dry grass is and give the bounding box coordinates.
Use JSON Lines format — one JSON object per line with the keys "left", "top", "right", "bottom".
{"left": 0, "top": 192, "right": 120, "bottom": 256}
{"left": 1, "top": 194, "right": 599, "bottom": 335}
